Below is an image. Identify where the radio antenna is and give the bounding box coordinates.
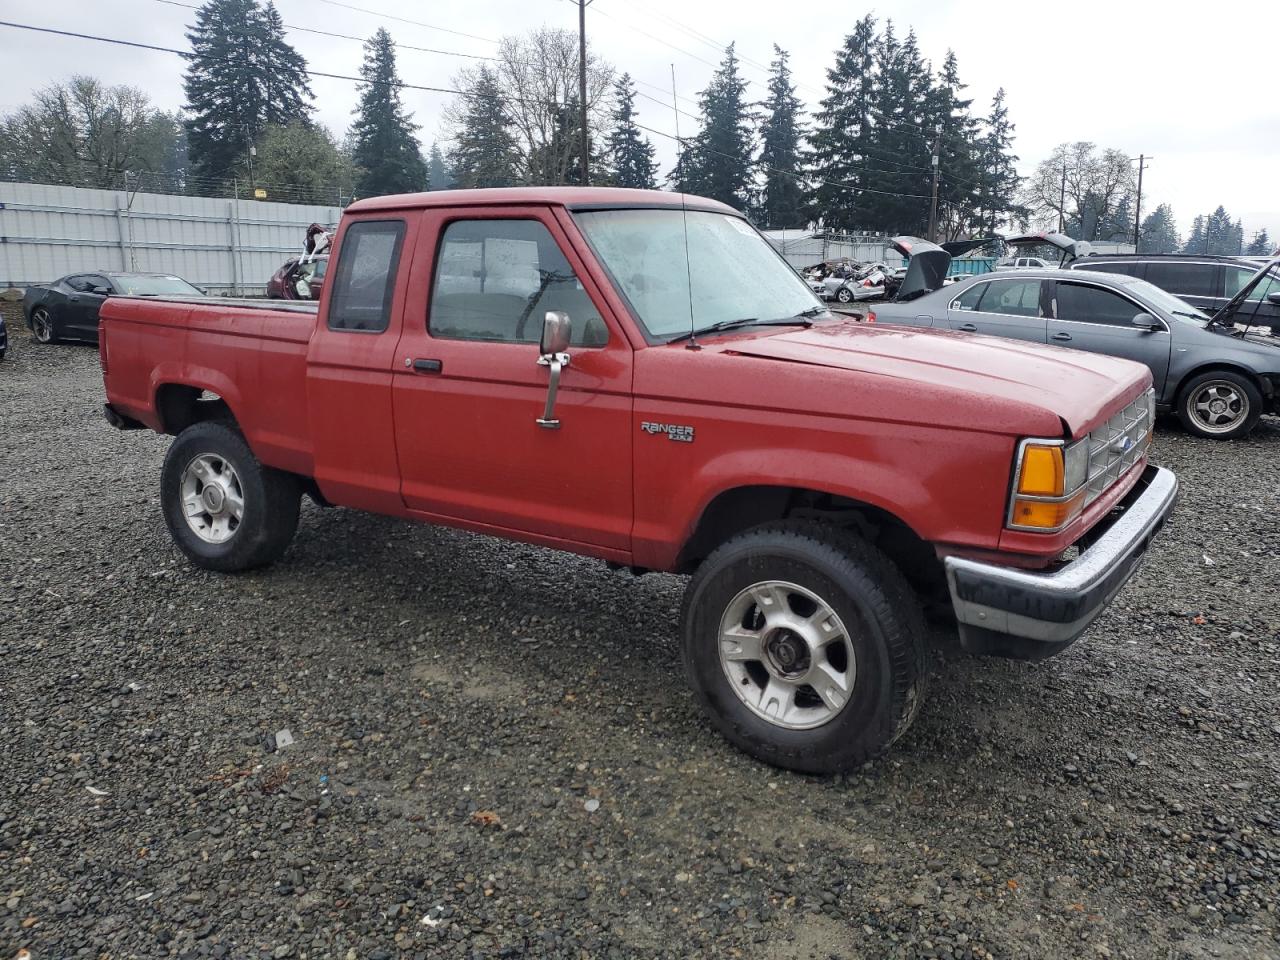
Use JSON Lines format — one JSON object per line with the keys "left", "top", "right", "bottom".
{"left": 672, "top": 63, "right": 699, "bottom": 350}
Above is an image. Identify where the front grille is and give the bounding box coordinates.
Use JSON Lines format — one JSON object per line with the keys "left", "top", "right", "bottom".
{"left": 1083, "top": 389, "right": 1153, "bottom": 505}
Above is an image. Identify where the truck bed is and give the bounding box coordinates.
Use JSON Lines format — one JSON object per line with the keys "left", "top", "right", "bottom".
{"left": 99, "top": 295, "right": 317, "bottom": 477}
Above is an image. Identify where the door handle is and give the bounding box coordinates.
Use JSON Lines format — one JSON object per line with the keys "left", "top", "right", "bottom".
{"left": 411, "top": 358, "right": 443, "bottom": 373}
{"left": 1051, "top": 332, "right": 1073, "bottom": 342}
{"left": 957, "top": 322, "right": 977, "bottom": 332}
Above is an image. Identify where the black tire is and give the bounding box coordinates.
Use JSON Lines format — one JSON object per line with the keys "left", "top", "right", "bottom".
{"left": 835, "top": 286, "right": 854, "bottom": 304}
{"left": 30, "top": 307, "right": 56, "bottom": 344}
{"left": 1176, "top": 370, "right": 1261, "bottom": 440}
{"left": 161, "top": 421, "right": 300, "bottom": 572}
{"left": 680, "top": 523, "right": 928, "bottom": 774}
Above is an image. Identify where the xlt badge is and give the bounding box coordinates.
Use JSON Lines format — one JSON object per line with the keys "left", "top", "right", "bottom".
{"left": 641, "top": 421, "right": 695, "bottom": 443}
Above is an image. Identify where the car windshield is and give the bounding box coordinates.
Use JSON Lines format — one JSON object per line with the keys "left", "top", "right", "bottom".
{"left": 114, "top": 275, "right": 203, "bottom": 296}
{"left": 573, "top": 208, "right": 823, "bottom": 340}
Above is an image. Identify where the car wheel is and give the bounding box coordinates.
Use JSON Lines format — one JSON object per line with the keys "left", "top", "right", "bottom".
{"left": 30, "top": 307, "right": 56, "bottom": 344}
{"left": 1176, "top": 371, "right": 1261, "bottom": 440}
{"left": 680, "top": 523, "right": 928, "bottom": 774}
{"left": 836, "top": 287, "right": 854, "bottom": 304}
{"left": 161, "top": 421, "right": 301, "bottom": 572}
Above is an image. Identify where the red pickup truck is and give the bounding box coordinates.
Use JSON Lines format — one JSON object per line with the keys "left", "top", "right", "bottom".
{"left": 100, "top": 187, "right": 1178, "bottom": 773}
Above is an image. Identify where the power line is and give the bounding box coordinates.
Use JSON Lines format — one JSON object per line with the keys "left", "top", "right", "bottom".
{"left": 154, "top": 0, "right": 494, "bottom": 60}
{"left": 309, "top": 0, "right": 498, "bottom": 46}
{"left": 0, "top": 18, "right": 968, "bottom": 209}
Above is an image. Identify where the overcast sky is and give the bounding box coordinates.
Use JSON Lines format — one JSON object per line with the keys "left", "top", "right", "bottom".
{"left": 2, "top": 0, "right": 1277, "bottom": 241}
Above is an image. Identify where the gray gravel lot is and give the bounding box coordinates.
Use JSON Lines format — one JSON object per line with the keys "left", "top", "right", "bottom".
{"left": 2, "top": 336, "right": 1279, "bottom": 960}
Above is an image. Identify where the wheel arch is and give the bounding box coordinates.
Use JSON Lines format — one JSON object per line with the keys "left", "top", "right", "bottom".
{"left": 674, "top": 484, "right": 945, "bottom": 602}
{"left": 154, "top": 382, "right": 241, "bottom": 435}
{"left": 1172, "top": 362, "right": 1272, "bottom": 404}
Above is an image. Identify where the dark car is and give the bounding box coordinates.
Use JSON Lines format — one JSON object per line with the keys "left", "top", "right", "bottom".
{"left": 23, "top": 272, "right": 204, "bottom": 345}
{"left": 876, "top": 239, "right": 1280, "bottom": 439}
{"left": 0, "top": 312, "right": 8, "bottom": 361}
{"left": 267, "top": 256, "right": 327, "bottom": 301}
{"left": 1068, "top": 254, "right": 1280, "bottom": 333}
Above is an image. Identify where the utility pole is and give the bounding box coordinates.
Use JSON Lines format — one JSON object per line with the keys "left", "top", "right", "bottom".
{"left": 1130, "top": 154, "right": 1150, "bottom": 252}
{"left": 576, "top": 0, "right": 593, "bottom": 186}
{"left": 1058, "top": 161, "right": 1067, "bottom": 233}
{"left": 927, "top": 123, "right": 942, "bottom": 243}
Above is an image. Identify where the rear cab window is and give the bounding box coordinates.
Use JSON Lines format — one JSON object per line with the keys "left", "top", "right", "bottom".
{"left": 328, "top": 220, "right": 406, "bottom": 332}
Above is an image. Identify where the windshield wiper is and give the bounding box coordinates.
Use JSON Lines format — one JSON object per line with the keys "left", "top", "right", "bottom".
{"left": 666, "top": 316, "right": 812, "bottom": 345}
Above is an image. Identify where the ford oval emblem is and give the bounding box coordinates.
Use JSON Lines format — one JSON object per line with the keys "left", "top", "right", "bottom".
{"left": 1110, "top": 436, "right": 1133, "bottom": 454}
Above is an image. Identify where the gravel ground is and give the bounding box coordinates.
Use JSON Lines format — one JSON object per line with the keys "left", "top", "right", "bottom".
{"left": 2, "top": 338, "right": 1278, "bottom": 960}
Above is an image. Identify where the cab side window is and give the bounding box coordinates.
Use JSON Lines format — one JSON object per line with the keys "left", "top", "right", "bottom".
{"left": 328, "top": 220, "right": 405, "bottom": 332}
{"left": 429, "top": 219, "right": 608, "bottom": 347}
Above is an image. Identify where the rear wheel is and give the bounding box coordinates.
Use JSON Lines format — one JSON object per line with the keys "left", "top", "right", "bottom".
{"left": 1176, "top": 371, "right": 1261, "bottom": 440}
{"left": 680, "top": 523, "right": 928, "bottom": 774}
{"left": 161, "top": 421, "right": 300, "bottom": 571}
{"left": 835, "top": 286, "right": 854, "bottom": 304}
{"left": 31, "top": 307, "right": 56, "bottom": 344}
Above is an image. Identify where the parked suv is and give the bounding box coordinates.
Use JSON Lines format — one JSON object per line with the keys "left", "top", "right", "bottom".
{"left": 1068, "top": 255, "right": 1280, "bottom": 333}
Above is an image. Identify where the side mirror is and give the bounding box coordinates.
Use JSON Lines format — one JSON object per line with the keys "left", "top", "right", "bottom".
{"left": 91, "top": 285, "right": 111, "bottom": 296}
{"left": 1267, "top": 291, "right": 1280, "bottom": 306}
{"left": 536, "top": 311, "right": 572, "bottom": 430}
{"left": 540, "top": 310, "right": 572, "bottom": 357}
{"left": 1132, "top": 312, "right": 1159, "bottom": 331}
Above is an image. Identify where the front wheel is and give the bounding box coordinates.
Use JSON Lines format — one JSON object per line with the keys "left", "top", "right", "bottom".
{"left": 835, "top": 286, "right": 855, "bottom": 304}
{"left": 30, "top": 307, "right": 56, "bottom": 344}
{"left": 1176, "top": 371, "right": 1261, "bottom": 440}
{"left": 161, "top": 421, "right": 301, "bottom": 571}
{"left": 680, "top": 523, "right": 928, "bottom": 774}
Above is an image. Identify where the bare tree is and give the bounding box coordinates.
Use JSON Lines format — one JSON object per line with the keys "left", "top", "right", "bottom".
{"left": 446, "top": 28, "right": 614, "bottom": 185}
{"left": 0, "top": 76, "right": 180, "bottom": 189}
{"left": 1022, "top": 142, "right": 1136, "bottom": 240}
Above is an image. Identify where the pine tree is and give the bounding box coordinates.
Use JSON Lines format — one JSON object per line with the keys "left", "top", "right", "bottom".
{"left": 259, "top": 2, "right": 313, "bottom": 127}
{"left": 974, "top": 88, "right": 1020, "bottom": 235}
{"left": 448, "top": 65, "right": 521, "bottom": 189}
{"left": 1246, "top": 227, "right": 1273, "bottom": 256}
{"left": 605, "top": 74, "right": 657, "bottom": 189}
{"left": 924, "top": 50, "right": 982, "bottom": 240}
{"left": 676, "top": 44, "right": 754, "bottom": 209}
{"left": 1183, "top": 215, "right": 1207, "bottom": 255}
{"left": 1098, "top": 194, "right": 1134, "bottom": 242}
{"left": 182, "top": 0, "right": 313, "bottom": 181}
{"left": 426, "top": 143, "right": 452, "bottom": 190}
{"left": 1139, "top": 203, "right": 1179, "bottom": 253}
{"left": 349, "top": 28, "right": 427, "bottom": 197}
{"left": 807, "top": 15, "right": 876, "bottom": 231}
{"left": 861, "top": 25, "right": 933, "bottom": 233}
{"left": 757, "top": 46, "right": 805, "bottom": 228}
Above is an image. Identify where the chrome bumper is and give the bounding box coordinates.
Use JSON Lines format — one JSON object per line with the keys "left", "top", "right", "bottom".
{"left": 944, "top": 465, "right": 1178, "bottom": 657}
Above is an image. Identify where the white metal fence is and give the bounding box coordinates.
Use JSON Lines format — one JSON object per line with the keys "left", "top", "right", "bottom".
{"left": 762, "top": 230, "right": 895, "bottom": 271}
{"left": 0, "top": 181, "right": 344, "bottom": 295}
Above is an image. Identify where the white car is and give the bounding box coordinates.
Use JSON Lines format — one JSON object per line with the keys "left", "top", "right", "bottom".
{"left": 995, "top": 256, "right": 1050, "bottom": 270}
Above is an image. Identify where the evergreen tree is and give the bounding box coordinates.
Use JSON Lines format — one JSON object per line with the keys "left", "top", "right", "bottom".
{"left": 807, "top": 15, "right": 876, "bottom": 230}
{"left": 675, "top": 44, "right": 754, "bottom": 209}
{"left": 1183, "top": 214, "right": 1207, "bottom": 255}
{"left": 182, "top": 0, "right": 313, "bottom": 180}
{"left": 757, "top": 46, "right": 806, "bottom": 228}
{"left": 259, "top": 2, "right": 314, "bottom": 127}
{"left": 252, "top": 121, "right": 353, "bottom": 202}
{"left": 924, "top": 50, "right": 982, "bottom": 239}
{"left": 1139, "top": 203, "right": 1179, "bottom": 254}
{"left": 426, "top": 143, "right": 452, "bottom": 190}
{"left": 447, "top": 65, "right": 521, "bottom": 189}
{"left": 1246, "top": 227, "right": 1273, "bottom": 256}
{"left": 349, "top": 28, "right": 427, "bottom": 197}
{"left": 528, "top": 97, "right": 600, "bottom": 185}
{"left": 973, "top": 88, "right": 1021, "bottom": 235}
{"left": 605, "top": 74, "right": 657, "bottom": 189}
{"left": 1098, "top": 194, "right": 1134, "bottom": 241}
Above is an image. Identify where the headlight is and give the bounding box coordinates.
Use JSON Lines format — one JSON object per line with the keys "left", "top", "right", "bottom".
{"left": 1008, "top": 438, "right": 1089, "bottom": 532}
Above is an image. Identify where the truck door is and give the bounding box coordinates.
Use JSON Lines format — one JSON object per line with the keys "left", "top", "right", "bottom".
{"left": 305, "top": 215, "right": 418, "bottom": 514}
{"left": 391, "top": 208, "right": 634, "bottom": 556}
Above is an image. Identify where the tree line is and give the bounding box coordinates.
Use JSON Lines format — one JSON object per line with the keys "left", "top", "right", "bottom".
{"left": 0, "top": 0, "right": 1272, "bottom": 254}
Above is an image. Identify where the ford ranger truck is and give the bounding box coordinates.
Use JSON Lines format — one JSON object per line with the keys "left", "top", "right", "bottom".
{"left": 99, "top": 188, "right": 1178, "bottom": 774}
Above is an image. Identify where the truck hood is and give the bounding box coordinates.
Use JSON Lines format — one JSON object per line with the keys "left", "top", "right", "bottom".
{"left": 724, "top": 321, "right": 1149, "bottom": 437}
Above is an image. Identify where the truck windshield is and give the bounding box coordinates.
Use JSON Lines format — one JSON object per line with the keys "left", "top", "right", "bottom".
{"left": 574, "top": 208, "right": 823, "bottom": 341}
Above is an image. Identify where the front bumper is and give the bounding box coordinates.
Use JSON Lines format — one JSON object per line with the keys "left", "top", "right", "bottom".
{"left": 944, "top": 464, "right": 1178, "bottom": 660}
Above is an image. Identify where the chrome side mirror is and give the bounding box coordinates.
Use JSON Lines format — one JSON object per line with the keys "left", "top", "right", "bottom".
{"left": 1132, "top": 312, "right": 1159, "bottom": 331}
{"left": 536, "top": 310, "right": 572, "bottom": 430}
